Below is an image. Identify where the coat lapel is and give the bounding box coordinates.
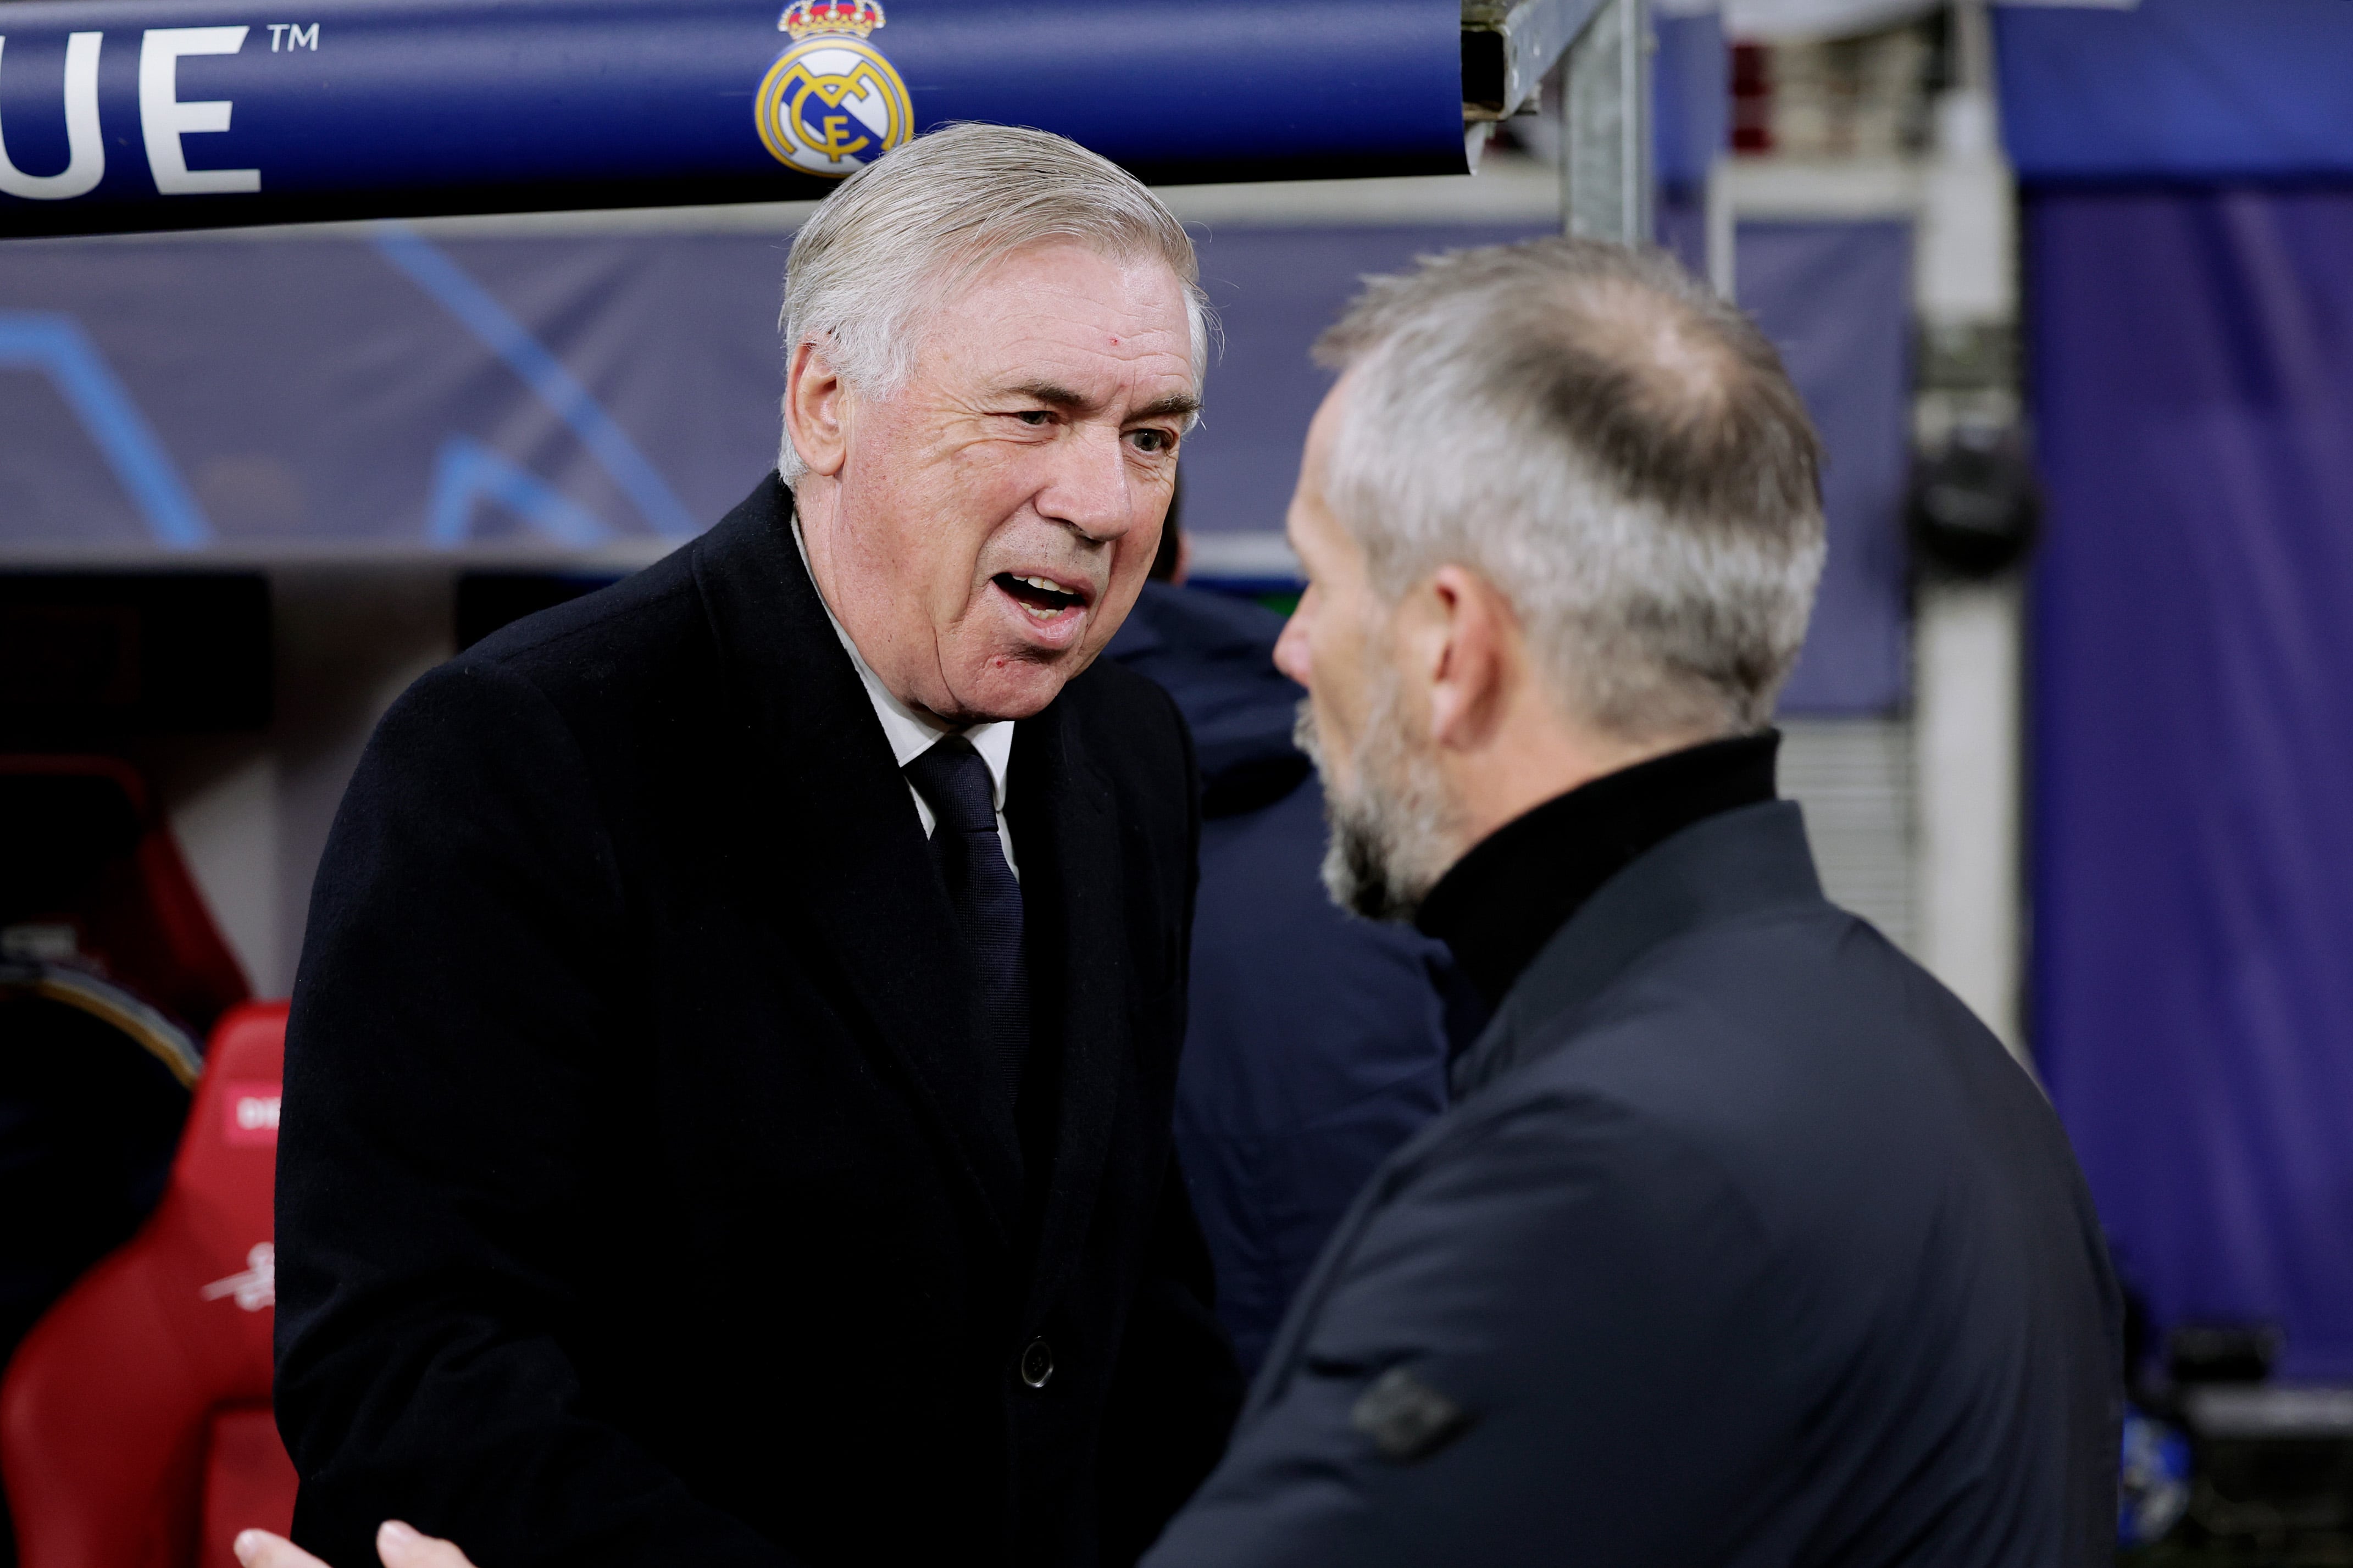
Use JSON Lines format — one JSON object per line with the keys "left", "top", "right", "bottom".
{"left": 689, "top": 476, "right": 1023, "bottom": 1235}
{"left": 1008, "top": 692, "right": 1133, "bottom": 1322}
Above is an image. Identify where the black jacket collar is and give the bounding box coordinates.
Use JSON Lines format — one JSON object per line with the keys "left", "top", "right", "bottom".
{"left": 1450, "top": 796, "right": 1825, "bottom": 1100}
{"left": 686, "top": 475, "right": 1130, "bottom": 1278}
{"left": 1418, "top": 732, "right": 1780, "bottom": 1011}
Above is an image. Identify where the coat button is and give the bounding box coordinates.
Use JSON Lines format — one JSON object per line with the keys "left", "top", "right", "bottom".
{"left": 1019, "top": 1337, "right": 1054, "bottom": 1389}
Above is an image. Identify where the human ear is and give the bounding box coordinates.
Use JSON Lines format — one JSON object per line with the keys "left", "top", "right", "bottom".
{"left": 784, "top": 340, "right": 851, "bottom": 479}
{"left": 1422, "top": 565, "right": 1511, "bottom": 751}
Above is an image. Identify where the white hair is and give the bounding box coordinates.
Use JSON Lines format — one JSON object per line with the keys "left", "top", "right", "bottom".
{"left": 777, "top": 123, "right": 1209, "bottom": 483}
{"left": 1317, "top": 239, "right": 1828, "bottom": 740}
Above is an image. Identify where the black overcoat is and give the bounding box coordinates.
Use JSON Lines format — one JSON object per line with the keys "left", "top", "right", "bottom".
{"left": 1146, "top": 801, "right": 2122, "bottom": 1567}
{"left": 274, "top": 475, "right": 1242, "bottom": 1568}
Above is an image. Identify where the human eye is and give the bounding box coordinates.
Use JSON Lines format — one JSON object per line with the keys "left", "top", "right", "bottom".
{"left": 1127, "top": 427, "right": 1176, "bottom": 455}
{"left": 1012, "top": 409, "right": 1055, "bottom": 427}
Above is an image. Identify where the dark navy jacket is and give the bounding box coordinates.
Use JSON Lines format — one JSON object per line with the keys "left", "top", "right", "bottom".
{"left": 1146, "top": 799, "right": 2122, "bottom": 1566}
{"left": 1108, "top": 583, "right": 1459, "bottom": 1375}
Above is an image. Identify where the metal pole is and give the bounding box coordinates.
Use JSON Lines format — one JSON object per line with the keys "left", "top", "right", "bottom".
{"left": 1912, "top": 0, "right": 2029, "bottom": 1059}
{"left": 1560, "top": 0, "right": 1649, "bottom": 242}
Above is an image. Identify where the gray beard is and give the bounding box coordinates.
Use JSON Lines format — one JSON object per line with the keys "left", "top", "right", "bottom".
{"left": 1294, "top": 677, "right": 1462, "bottom": 924}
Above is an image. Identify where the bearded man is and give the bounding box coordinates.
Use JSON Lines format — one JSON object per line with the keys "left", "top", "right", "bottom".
{"left": 265, "top": 126, "right": 1241, "bottom": 1568}
{"left": 1142, "top": 240, "right": 2122, "bottom": 1566}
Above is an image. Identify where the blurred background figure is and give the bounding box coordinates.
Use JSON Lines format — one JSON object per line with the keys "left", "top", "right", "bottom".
{"left": 1108, "top": 479, "right": 1472, "bottom": 1376}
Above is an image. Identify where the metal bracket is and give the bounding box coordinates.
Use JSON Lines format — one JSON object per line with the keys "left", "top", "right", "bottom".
{"left": 1462, "top": 0, "right": 1608, "bottom": 120}
{"left": 1462, "top": 0, "right": 1649, "bottom": 244}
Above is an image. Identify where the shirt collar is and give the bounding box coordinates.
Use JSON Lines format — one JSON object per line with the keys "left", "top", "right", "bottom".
{"left": 793, "top": 516, "right": 1014, "bottom": 811}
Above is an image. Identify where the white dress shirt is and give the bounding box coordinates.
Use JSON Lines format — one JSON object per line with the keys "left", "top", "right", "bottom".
{"left": 794, "top": 519, "right": 1018, "bottom": 877}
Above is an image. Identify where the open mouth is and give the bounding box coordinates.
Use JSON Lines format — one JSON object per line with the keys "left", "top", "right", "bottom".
{"left": 994, "top": 572, "right": 1089, "bottom": 623}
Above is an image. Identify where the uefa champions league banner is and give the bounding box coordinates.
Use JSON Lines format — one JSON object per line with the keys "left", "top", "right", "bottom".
{"left": 0, "top": 0, "right": 1469, "bottom": 237}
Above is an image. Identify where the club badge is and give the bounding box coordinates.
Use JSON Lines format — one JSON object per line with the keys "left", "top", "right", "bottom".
{"left": 757, "top": 1, "right": 913, "bottom": 178}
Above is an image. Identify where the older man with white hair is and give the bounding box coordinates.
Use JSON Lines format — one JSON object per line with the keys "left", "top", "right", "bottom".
{"left": 1144, "top": 240, "right": 2122, "bottom": 1566}
{"left": 262, "top": 125, "right": 1242, "bottom": 1568}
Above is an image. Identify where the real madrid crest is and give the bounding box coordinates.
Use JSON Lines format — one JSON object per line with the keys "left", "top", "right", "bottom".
{"left": 757, "top": 1, "right": 913, "bottom": 178}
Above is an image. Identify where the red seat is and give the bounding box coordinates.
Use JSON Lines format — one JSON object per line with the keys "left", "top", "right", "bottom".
{"left": 2, "top": 1001, "right": 296, "bottom": 1568}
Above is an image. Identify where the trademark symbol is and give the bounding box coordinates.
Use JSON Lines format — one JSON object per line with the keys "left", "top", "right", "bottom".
{"left": 266, "top": 23, "right": 319, "bottom": 52}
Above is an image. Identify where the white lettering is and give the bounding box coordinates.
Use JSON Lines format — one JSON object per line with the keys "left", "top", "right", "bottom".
{"left": 0, "top": 32, "right": 105, "bottom": 201}
{"left": 288, "top": 23, "right": 317, "bottom": 51}
{"left": 235, "top": 1094, "right": 280, "bottom": 1131}
{"left": 139, "top": 26, "right": 259, "bottom": 195}
{"left": 267, "top": 23, "right": 286, "bottom": 51}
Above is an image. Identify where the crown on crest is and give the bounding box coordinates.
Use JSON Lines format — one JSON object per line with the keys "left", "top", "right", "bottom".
{"left": 780, "top": 0, "right": 885, "bottom": 38}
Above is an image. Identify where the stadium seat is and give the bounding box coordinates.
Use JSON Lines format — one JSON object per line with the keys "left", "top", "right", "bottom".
{"left": 2, "top": 1001, "right": 295, "bottom": 1568}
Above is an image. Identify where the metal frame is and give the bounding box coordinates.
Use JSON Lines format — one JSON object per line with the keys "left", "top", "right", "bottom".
{"left": 1460, "top": 0, "right": 1650, "bottom": 243}
{"left": 1558, "top": 0, "right": 1650, "bottom": 242}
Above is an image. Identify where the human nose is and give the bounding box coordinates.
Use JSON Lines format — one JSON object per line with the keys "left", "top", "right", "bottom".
{"left": 1274, "top": 589, "right": 1314, "bottom": 688}
{"left": 1035, "top": 424, "right": 1134, "bottom": 543}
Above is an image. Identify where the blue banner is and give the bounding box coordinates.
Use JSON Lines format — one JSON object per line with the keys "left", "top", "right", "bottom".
{"left": 0, "top": 214, "right": 1914, "bottom": 714}
{"left": 1996, "top": 0, "right": 2353, "bottom": 184}
{"left": 2030, "top": 186, "right": 2353, "bottom": 1380}
{"left": 0, "top": 0, "right": 1467, "bottom": 237}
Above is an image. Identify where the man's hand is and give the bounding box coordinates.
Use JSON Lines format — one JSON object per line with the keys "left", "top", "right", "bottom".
{"left": 235, "top": 1521, "right": 479, "bottom": 1568}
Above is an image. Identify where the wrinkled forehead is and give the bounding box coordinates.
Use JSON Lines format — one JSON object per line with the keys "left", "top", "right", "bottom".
{"left": 911, "top": 241, "right": 1204, "bottom": 392}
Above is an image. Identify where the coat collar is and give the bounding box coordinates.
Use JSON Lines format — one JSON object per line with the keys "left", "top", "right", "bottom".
{"left": 1450, "top": 800, "right": 1826, "bottom": 1100}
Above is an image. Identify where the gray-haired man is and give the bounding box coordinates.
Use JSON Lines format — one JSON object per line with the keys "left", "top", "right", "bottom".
{"left": 264, "top": 125, "right": 1241, "bottom": 1568}
{"left": 1145, "top": 241, "right": 2122, "bottom": 1566}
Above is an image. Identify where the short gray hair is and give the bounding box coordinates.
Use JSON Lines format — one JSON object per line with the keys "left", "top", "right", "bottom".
{"left": 778, "top": 123, "right": 1209, "bottom": 483}
{"left": 1316, "top": 239, "right": 1826, "bottom": 739}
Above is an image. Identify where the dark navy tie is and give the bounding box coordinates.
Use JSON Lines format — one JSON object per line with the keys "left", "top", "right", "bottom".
{"left": 904, "top": 735, "right": 1029, "bottom": 1125}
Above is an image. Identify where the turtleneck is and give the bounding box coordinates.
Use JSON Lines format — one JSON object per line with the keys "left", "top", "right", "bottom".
{"left": 1414, "top": 731, "right": 1780, "bottom": 1010}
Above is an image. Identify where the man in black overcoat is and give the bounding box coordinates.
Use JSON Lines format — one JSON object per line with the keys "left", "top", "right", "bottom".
{"left": 1144, "top": 241, "right": 2123, "bottom": 1565}
{"left": 263, "top": 126, "right": 1241, "bottom": 1568}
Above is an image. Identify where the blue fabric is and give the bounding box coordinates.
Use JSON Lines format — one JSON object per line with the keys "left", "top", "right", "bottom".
{"left": 1738, "top": 220, "right": 1914, "bottom": 714}
{"left": 0, "top": 231, "right": 788, "bottom": 551}
{"left": 1996, "top": 0, "right": 2353, "bottom": 184}
{"left": 1108, "top": 582, "right": 1459, "bottom": 1375}
{"left": 2030, "top": 186, "right": 2353, "bottom": 1381}
{"left": 1652, "top": 10, "right": 1727, "bottom": 194}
